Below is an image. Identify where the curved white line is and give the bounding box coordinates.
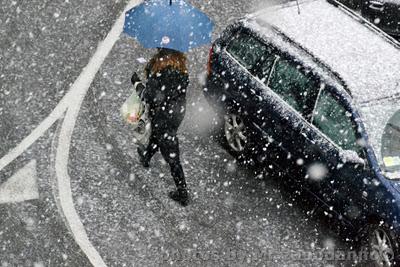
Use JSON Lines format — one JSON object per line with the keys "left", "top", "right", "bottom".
{"left": 54, "top": 1, "right": 142, "bottom": 265}
{"left": 0, "top": 0, "right": 140, "bottom": 173}
{"left": 0, "top": 1, "right": 141, "bottom": 264}
{"left": 53, "top": 0, "right": 141, "bottom": 265}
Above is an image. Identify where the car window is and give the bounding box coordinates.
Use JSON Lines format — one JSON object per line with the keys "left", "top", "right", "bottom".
{"left": 256, "top": 53, "right": 276, "bottom": 84}
{"left": 268, "top": 58, "right": 320, "bottom": 119}
{"left": 226, "top": 32, "right": 267, "bottom": 70}
{"left": 312, "top": 90, "right": 360, "bottom": 152}
{"left": 381, "top": 110, "right": 400, "bottom": 173}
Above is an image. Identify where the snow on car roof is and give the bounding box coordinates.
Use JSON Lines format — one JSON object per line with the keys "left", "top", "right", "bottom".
{"left": 248, "top": 0, "right": 400, "bottom": 104}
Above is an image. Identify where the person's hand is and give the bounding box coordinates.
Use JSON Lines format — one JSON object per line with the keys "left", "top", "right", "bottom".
{"left": 131, "top": 72, "right": 141, "bottom": 85}
{"left": 136, "top": 83, "right": 145, "bottom": 96}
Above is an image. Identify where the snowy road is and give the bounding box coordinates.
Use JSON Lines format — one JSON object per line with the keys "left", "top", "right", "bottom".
{"left": 0, "top": 0, "right": 129, "bottom": 265}
{"left": 0, "top": 0, "right": 127, "bottom": 158}
{"left": 0, "top": 0, "right": 361, "bottom": 266}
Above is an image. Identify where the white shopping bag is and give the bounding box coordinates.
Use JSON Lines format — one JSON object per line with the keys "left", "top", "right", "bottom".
{"left": 120, "top": 86, "right": 145, "bottom": 126}
{"left": 120, "top": 82, "right": 151, "bottom": 146}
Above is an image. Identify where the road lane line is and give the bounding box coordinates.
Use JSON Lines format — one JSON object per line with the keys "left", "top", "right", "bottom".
{"left": 1, "top": 0, "right": 141, "bottom": 265}
{"left": 0, "top": 1, "right": 140, "bottom": 173}
{"left": 54, "top": 1, "right": 141, "bottom": 266}
{"left": 0, "top": 102, "right": 68, "bottom": 171}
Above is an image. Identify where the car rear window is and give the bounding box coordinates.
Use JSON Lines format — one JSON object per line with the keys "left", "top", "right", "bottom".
{"left": 226, "top": 31, "right": 267, "bottom": 70}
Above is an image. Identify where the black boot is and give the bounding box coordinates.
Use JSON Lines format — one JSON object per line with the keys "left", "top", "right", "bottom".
{"left": 137, "top": 146, "right": 150, "bottom": 168}
{"left": 169, "top": 188, "right": 189, "bottom": 206}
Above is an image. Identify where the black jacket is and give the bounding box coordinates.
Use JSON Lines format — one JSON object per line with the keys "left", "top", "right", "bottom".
{"left": 143, "top": 67, "right": 189, "bottom": 134}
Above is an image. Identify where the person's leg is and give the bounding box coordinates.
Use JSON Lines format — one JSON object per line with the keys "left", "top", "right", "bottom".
{"left": 159, "top": 133, "right": 188, "bottom": 205}
{"left": 137, "top": 131, "right": 159, "bottom": 167}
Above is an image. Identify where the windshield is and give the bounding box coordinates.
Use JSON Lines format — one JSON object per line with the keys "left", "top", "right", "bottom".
{"left": 360, "top": 99, "right": 400, "bottom": 178}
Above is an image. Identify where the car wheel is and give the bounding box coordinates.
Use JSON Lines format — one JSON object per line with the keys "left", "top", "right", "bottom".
{"left": 224, "top": 114, "right": 247, "bottom": 153}
{"left": 219, "top": 113, "right": 256, "bottom": 165}
{"left": 362, "top": 224, "right": 400, "bottom": 266}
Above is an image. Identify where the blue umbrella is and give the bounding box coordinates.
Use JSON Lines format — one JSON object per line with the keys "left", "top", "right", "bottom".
{"left": 123, "top": 0, "right": 214, "bottom": 52}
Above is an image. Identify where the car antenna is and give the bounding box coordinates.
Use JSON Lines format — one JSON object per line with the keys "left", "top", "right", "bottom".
{"left": 296, "top": 0, "right": 301, "bottom": 14}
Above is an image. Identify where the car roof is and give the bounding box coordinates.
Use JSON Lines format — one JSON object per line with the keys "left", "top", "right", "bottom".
{"left": 245, "top": 0, "right": 400, "bottom": 104}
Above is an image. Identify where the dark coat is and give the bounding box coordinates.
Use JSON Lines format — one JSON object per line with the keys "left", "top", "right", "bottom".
{"left": 143, "top": 67, "right": 189, "bottom": 135}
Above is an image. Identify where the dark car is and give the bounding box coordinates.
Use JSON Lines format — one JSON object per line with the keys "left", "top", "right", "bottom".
{"left": 333, "top": 0, "right": 400, "bottom": 37}
{"left": 204, "top": 0, "right": 400, "bottom": 265}
{"left": 362, "top": 0, "right": 400, "bottom": 37}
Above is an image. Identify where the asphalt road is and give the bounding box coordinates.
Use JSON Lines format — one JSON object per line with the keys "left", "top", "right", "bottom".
{"left": 0, "top": 0, "right": 127, "bottom": 157}
{"left": 0, "top": 0, "right": 128, "bottom": 265}
{"left": 0, "top": 0, "right": 363, "bottom": 266}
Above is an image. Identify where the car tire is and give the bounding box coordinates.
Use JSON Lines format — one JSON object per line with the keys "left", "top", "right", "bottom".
{"left": 359, "top": 223, "right": 400, "bottom": 266}
{"left": 217, "top": 113, "right": 256, "bottom": 165}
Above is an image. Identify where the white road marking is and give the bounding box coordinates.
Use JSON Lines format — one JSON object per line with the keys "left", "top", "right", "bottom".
{"left": 0, "top": 160, "right": 39, "bottom": 204}
{"left": 54, "top": 1, "right": 141, "bottom": 266}
{"left": 0, "top": 0, "right": 141, "bottom": 265}
{"left": 0, "top": 1, "right": 139, "bottom": 172}
{"left": 0, "top": 102, "right": 68, "bottom": 171}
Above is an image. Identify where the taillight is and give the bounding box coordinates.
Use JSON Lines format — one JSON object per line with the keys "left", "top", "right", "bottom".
{"left": 207, "top": 45, "right": 214, "bottom": 76}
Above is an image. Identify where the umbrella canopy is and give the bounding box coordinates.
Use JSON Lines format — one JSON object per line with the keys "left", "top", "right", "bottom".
{"left": 123, "top": 0, "right": 214, "bottom": 52}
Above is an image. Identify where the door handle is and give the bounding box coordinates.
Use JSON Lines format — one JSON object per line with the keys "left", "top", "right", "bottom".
{"left": 300, "top": 129, "right": 316, "bottom": 144}
{"left": 369, "top": 1, "right": 384, "bottom": 11}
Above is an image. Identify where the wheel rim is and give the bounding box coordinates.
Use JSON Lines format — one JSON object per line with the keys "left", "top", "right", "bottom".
{"left": 224, "top": 114, "right": 247, "bottom": 152}
{"left": 370, "top": 228, "right": 395, "bottom": 266}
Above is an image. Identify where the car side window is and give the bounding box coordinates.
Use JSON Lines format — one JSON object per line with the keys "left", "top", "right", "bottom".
{"left": 312, "top": 90, "right": 360, "bottom": 152}
{"left": 267, "top": 57, "right": 320, "bottom": 119}
{"left": 227, "top": 31, "right": 267, "bottom": 71}
{"left": 256, "top": 53, "right": 276, "bottom": 84}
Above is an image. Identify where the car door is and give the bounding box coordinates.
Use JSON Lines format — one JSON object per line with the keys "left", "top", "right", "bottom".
{"left": 222, "top": 30, "right": 289, "bottom": 161}
{"left": 256, "top": 54, "right": 322, "bottom": 175}
{"left": 221, "top": 28, "right": 268, "bottom": 114}
{"left": 302, "top": 88, "right": 373, "bottom": 223}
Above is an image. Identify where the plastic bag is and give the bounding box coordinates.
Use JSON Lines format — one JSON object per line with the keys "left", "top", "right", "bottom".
{"left": 120, "top": 84, "right": 145, "bottom": 126}
{"left": 121, "top": 82, "right": 151, "bottom": 145}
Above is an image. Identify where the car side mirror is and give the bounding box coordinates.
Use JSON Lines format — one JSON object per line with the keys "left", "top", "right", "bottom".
{"left": 339, "top": 150, "right": 366, "bottom": 165}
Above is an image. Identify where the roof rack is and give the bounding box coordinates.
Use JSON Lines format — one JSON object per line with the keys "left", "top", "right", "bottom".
{"left": 360, "top": 91, "right": 400, "bottom": 105}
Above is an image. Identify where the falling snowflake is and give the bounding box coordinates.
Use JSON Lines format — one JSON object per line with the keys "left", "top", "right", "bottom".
{"left": 307, "top": 163, "right": 328, "bottom": 181}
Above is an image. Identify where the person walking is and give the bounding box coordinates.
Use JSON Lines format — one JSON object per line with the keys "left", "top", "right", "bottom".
{"left": 132, "top": 48, "right": 189, "bottom": 206}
